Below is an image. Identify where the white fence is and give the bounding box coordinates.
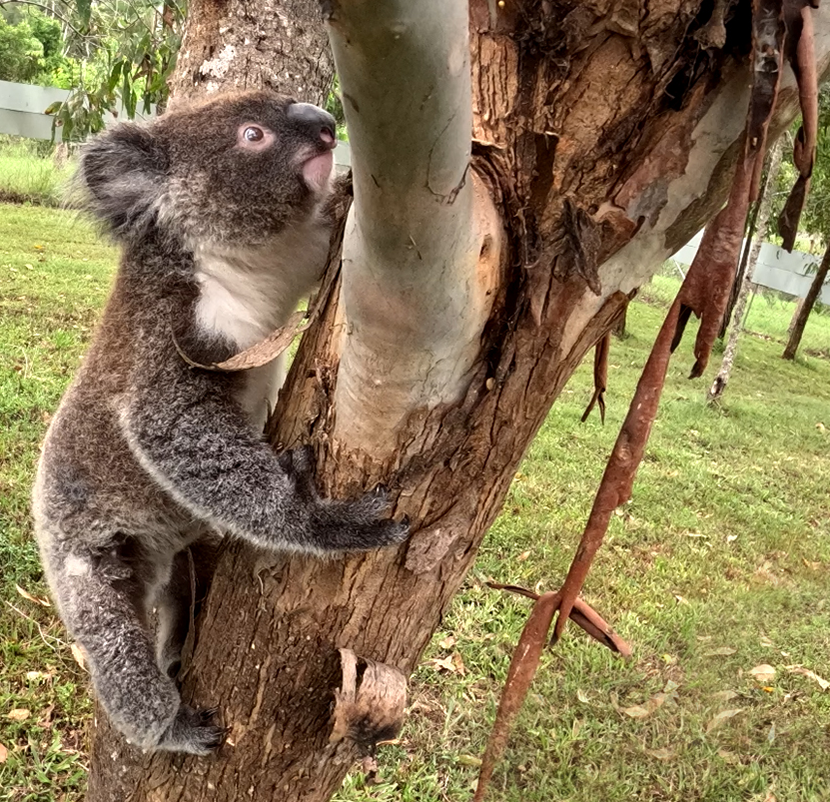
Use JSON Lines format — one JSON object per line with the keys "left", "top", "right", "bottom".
{"left": 0, "top": 80, "right": 71, "bottom": 140}
{"left": 674, "top": 231, "right": 830, "bottom": 304}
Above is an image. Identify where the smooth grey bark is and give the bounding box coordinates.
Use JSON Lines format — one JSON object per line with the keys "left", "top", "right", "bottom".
{"left": 325, "top": 0, "right": 502, "bottom": 452}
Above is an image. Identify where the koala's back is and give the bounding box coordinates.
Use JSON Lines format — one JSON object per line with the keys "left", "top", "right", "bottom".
{"left": 33, "top": 263, "right": 215, "bottom": 568}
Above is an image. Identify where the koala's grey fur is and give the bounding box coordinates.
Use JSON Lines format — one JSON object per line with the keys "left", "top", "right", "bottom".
{"left": 32, "top": 91, "right": 407, "bottom": 756}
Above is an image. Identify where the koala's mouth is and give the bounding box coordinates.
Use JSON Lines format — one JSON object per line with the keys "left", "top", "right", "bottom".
{"left": 301, "top": 149, "right": 334, "bottom": 192}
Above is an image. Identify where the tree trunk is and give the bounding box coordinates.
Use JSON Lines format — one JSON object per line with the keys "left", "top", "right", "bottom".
{"left": 168, "top": 0, "right": 334, "bottom": 106}
{"left": 708, "top": 138, "right": 783, "bottom": 402}
{"left": 788, "top": 296, "right": 807, "bottom": 332}
{"left": 86, "top": 3, "right": 830, "bottom": 801}
{"left": 782, "top": 240, "right": 830, "bottom": 359}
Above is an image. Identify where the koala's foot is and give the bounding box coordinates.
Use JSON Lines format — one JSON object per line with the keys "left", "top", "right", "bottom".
{"left": 158, "top": 705, "right": 225, "bottom": 756}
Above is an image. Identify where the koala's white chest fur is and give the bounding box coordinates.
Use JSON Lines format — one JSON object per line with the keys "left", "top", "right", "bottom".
{"left": 192, "top": 216, "right": 330, "bottom": 429}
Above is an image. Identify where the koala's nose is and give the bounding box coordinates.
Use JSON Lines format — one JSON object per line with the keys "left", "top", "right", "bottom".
{"left": 287, "top": 103, "right": 337, "bottom": 147}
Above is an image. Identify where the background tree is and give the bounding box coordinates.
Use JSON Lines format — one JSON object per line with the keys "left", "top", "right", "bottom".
{"left": 83, "top": 2, "right": 830, "bottom": 801}
{"left": 0, "top": 6, "right": 69, "bottom": 84}
{"left": 782, "top": 242, "right": 830, "bottom": 357}
{"left": 0, "top": 0, "right": 185, "bottom": 138}
{"left": 777, "top": 85, "right": 830, "bottom": 358}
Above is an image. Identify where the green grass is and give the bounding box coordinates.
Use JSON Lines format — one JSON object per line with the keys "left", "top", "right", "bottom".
{"left": 1, "top": 203, "right": 829, "bottom": 801}
{"left": 0, "top": 140, "right": 74, "bottom": 207}
{"left": 0, "top": 204, "right": 114, "bottom": 801}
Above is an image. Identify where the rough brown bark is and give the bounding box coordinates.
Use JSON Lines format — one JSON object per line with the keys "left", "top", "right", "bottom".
{"left": 85, "top": 3, "right": 829, "bottom": 801}
{"left": 782, "top": 240, "right": 830, "bottom": 359}
{"left": 168, "top": 0, "right": 334, "bottom": 106}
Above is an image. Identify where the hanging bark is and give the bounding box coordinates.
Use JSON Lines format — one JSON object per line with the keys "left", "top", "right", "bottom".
{"left": 708, "top": 138, "right": 784, "bottom": 402}
{"left": 720, "top": 185, "right": 762, "bottom": 338}
{"left": 83, "top": 2, "right": 830, "bottom": 801}
{"left": 782, "top": 240, "right": 830, "bottom": 358}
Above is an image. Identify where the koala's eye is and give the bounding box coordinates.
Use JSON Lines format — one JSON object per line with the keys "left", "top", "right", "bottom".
{"left": 236, "top": 123, "right": 275, "bottom": 151}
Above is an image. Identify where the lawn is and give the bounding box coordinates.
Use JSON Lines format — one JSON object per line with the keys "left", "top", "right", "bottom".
{"left": 0, "top": 139, "right": 74, "bottom": 207}
{"left": 1, "top": 201, "right": 828, "bottom": 802}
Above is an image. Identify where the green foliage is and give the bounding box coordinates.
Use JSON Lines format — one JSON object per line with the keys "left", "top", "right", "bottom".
{"left": 0, "top": 15, "right": 45, "bottom": 83}
{"left": 1, "top": 209, "right": 829, "bottom": 800}
{"left": 776, "top": 85, "right": 830, "bottom": 249}
{"left": 32, "top": 0, "right": 187, "bottom": 140}
{"left": 0, "top": 8, "right": 73, "bottom": 87}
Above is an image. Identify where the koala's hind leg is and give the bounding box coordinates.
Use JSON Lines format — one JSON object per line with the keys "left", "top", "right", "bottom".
{"left": 50, "top": 542, "right": 224, "bottom": 755}
{"left": 155, "top": 536, "right": 221, "bottom": 680}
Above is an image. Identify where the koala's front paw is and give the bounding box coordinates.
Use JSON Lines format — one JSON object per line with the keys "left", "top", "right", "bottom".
{"left": 312, "top": 485, "right": 410, "bottom": 553}
{"left": 159, "top": 705, "right": 225, "bottom": 756}
{"left": 280, "top": 445, "right": 410, "bottom": 553}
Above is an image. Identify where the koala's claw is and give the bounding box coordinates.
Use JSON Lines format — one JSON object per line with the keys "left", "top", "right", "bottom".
{"left": 161, "top": 704, "right": 225, "bottom": 756}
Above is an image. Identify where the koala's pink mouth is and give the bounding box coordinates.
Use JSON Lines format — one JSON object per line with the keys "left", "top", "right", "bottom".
{"left": 302, "top": 150, "right": 334, "bottom": 191}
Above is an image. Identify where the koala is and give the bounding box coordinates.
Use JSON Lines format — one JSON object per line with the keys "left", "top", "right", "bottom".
{"left": 31, "top": 91, "right": 408, "bottom": 756}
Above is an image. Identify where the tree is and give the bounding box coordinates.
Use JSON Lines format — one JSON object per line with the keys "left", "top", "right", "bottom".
{"left": 777, "top": 85, "right": 830, "bottom": 359}
{"left": 84, "top": 2, "right": 830, "bottom": 801}
{"left": 0, "top": 9, "right": 66, "bottom": 84}
{"left": 782, "top": 241, "right": 830, "bottom": 358}
{"left": 0, "top": 0, "right": 186, "bottom": 138}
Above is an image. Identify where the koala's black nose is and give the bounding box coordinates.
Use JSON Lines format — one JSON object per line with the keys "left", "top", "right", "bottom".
{"left": 287, "top": 102, "right": 337, "bottom": 147}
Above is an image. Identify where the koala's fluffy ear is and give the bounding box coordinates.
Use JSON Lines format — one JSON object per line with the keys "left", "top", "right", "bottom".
{"left": 77, "top": 123, "right": 169, "bottom": 241}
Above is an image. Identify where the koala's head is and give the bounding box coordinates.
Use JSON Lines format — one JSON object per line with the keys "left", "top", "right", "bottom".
{"left": 77, "top": 91, "right": 337, "bottom": 247}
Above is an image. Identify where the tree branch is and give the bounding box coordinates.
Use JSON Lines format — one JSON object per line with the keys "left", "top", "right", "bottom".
{"left": 324, "top": 0, "right": 503, "bottom": 453}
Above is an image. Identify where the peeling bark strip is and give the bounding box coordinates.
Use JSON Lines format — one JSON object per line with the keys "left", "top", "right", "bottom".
{"left": 778, "top": 0, "right": 821, "bottom": 250}
{"left": 330, "top": 649, "right": 407, "bottom": 753}
{"left": 581, "top": 333, "right": 610, "bottom": 424}
{"left": 473, "top": 586, "right": 630, "bottom": 802}
{"left": 675, "top": 0, "right": 786, "bottom": 380}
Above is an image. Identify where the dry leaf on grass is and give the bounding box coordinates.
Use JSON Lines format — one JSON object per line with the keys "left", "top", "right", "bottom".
{"left": 706, "top": 708, "right": 742, "bottom": 732}
{"left": 0, "top": 743, "right": 7, "bottom": 763}
{"left": 6, "top": 709, "right": 31, "bottom": 722}
{"left": 15, "top": 584, "right": 50, "bottom": 607}
{"left": 646, "top": 746, "right": 675, "bottom": 760}
{"left": 622, "top": 692, "right": 667, "bottom": 719}
{"left": 70, "top": 643, "right": 87, "bottom": 671}
{"left": 438, "top": 635, "right": 456, "bottom": 650}
{"left": 749, "top": 664, "right": 776, "bottom": 683}
{"left": 785, "top": 665, "right": 829, "bottom": 691}
{"left": 705, "top": 647, "right": 737, "bottom": 657}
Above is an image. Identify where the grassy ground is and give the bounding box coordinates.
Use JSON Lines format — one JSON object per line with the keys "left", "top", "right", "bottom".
{"left": 0, "top": 139, "right": 74, "bottom": 207}
{"left": 1, "top": 202, "right": 828, "bottom": 801}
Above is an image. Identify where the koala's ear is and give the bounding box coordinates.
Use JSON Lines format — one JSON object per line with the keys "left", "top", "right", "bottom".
{"left": 76, "top": 123, "right": 169, "bottom": 241}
